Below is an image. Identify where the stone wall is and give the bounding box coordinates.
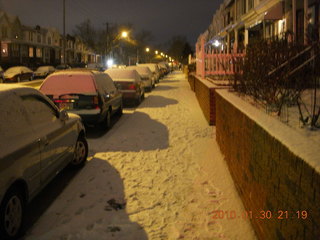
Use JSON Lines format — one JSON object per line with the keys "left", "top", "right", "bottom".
{"left": 215, "top": 89, "right": 320, "bottom": 240}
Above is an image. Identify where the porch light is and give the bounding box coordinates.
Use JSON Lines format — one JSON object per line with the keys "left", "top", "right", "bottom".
{"left": 213, "top": 40, "right": 221, "bottom": 47}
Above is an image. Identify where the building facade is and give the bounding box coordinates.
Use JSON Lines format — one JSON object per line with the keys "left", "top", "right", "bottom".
{"left": 200, "top": 0, "right": 318, "bottom": 52}
{"left": 0, "top": 11, "right": 99, "bottom": 69}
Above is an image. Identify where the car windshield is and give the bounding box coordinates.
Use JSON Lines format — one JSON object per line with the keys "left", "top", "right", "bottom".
{"left": 40, "top": 74, "right": 97, "bottom": 95}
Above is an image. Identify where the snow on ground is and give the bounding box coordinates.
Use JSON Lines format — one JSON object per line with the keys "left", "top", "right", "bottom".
{"left": 25, "top": 71, "right": 257, "bottom": 240}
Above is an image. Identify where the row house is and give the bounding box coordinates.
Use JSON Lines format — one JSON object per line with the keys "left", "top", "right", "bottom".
{"left": 202, "top": 0, "right": 318, "bottom": 53}
{"left": 67, "top": 35, "right": 101, "bottom": 65}
{"left": 0, "top": 11, "right": 99, "bottom": 69}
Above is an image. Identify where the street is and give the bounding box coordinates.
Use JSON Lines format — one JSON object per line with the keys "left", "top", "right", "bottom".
{"left": 23, "top": 71, "right": 256, "bottom": 240}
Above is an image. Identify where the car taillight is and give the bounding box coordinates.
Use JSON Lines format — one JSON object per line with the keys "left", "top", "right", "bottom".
{"left": 129, "top": 84, "right": 136, "bottom": 90}
{"left": 93, "top": 96, "right": 100, "bottom": 109}
{"left": 54, "top": 99, "right": 75, "bottom": 103}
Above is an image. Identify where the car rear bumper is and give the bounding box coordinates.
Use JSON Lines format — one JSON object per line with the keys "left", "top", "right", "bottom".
{"left": 67, "top": 109, "right": 104, "bottom": 124}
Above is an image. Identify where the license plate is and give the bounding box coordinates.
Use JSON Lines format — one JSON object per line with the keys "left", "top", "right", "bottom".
{"left": 59, "top": 102, "right": 73, "bottom": 110}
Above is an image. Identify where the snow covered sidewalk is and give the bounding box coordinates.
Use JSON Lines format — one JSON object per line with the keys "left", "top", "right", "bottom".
{"left": 25, "top": 71, "right": 257, "bottom": 240}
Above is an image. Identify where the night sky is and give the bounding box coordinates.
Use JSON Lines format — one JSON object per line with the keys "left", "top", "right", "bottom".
{"left": 0, "top": 0, "right": 222, "bottom": 47}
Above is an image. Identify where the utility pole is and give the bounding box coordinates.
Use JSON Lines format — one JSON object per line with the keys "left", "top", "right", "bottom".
{"left": 63, "top": 0, "right": 66, "bottom": 64}
{"left": 105, "top": 22, "right": 109, "bottom": 66}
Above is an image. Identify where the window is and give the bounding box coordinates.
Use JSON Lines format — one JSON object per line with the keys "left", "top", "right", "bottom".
{"left": 242, "top": 0, "right": 247, "bottom": 14}
{"left": 21, "top": 46, "right": 28, "bottom": 57}
{"left": 0, "top": 93, "right": 32, "bottom": 142}
{"left": 29, "top": 32, "right": 33, "bottom": 41}
{"left": 21, "top": 95, "right": 57, "bottom": 127}
{"left": 37, "top": 34, "right": 41, "bottom": 43}
{"left": 11, "top": 44, "right": 19, "bottom": 57}
{"left": 1, "top": 27, "right": 8, "bottom": 38}
{"left": 248, "top": 0, "right": 254, "bottom": 10}
{"left": 29, "top": 47, "right": 34, "bottom": 57}
{"left": 36, "top": 48, "right": 42, "bottom": 58}
{"left": 1, "top": 43, "right": 8, "bottom": 57}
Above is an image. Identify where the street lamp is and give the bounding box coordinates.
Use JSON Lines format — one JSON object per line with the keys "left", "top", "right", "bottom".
{"left": 146, "top": 47, "right": 150, "bottom": 52}
{"left": 155, "top": 50, "right": 158, "bottom": 54}
{"left": 121, "top": 31, "right": 128, "bottom": 38}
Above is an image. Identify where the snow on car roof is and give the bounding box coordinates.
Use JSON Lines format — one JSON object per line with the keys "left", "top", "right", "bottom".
{"left": 40, "top": 72, "right": 97, "bottom": 95}
{"left": 5, "top": 66, "right": 33, "bottom": 73}
{"left": 105, "top": 69, "right": 141, "bottom": 81}
{"left": 126, "top": 66, "right": 152, "bottom": 75}
{"left": 51, "top": 69, "right": 97, "bottom": 75}
{"left": 138, "top": 63, "right": 158, "bottom": 72}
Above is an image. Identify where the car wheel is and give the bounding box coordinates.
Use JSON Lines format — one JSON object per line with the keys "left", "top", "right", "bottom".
{"left": 136, "top": 95, "right": 142, "bottom": 105}
{"left": 117, "top": 104, "right": 123, "bottom": 116}
{"left": 70, "top": 136, "right": 88, "bottom": 168}
{"left": 99, "top": 110, "right": 111, "bottom": 130}
{"left": 0, "top": 187, "right": 25, "bottom": 240}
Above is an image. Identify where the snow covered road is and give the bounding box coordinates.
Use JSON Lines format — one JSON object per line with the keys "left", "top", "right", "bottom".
{"left": 25, "top": 71, "right": 257, "bottom": 240}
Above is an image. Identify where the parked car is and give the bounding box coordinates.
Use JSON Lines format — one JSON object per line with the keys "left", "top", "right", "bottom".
{"left": 138, "top": 63, "right": 161, "bottom": 83}
{"left": 3, "top": 66, "right": 34, "bottom": 82}
{"left": 86, "top": 63, "right": 104, "bottom": 72}
{"left": 126, "top": 66, "right": 154, "bottom": 91}
{"left": 0, "top": 66, "right": 4, "bottom": 83}
{"left": 158, "top": 62, "right": 169, "bottom": 76}
{"left": 40, "top": 69, "right": 123, "bottom": 129}
{"left": 105, "top": 68, "right": 145, "bottom": 105}
{"left": 0, "top": 84, "right": 88, "bottom": 240}
{"left": 33, "top": 65, "right": 56, "bottom": 78}
{"left": 55, "top": 64, "right": 71, "bottom": 70}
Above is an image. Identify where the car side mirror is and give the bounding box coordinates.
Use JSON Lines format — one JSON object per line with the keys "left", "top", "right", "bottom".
{"left": 59, "top": 110, "right": 69, "bottom": 121}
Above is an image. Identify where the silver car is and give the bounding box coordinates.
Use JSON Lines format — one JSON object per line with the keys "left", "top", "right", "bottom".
{"left": 0, "top": 85, "right": 88, "bottom": 239}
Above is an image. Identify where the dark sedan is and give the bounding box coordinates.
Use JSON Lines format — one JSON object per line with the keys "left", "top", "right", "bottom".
{"left": 3, "top": 66, "right": 34, "bottom": 82}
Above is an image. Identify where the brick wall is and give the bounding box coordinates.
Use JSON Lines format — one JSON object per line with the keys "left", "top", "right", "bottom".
{"left": 188, "top": 74, "right": 225, "bottom": 125}
{"left": 215, "top": 90, "right": 320, "bottom": 240}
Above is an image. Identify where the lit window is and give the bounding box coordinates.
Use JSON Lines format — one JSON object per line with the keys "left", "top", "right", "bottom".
{"left": 29, "top": 47, "right": 34, "bottom": 57}
{"left": 36, "top": 48, "right": 42, "bottom": 58}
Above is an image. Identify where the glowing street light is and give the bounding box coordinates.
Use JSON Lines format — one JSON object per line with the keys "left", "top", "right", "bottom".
{"left": 155, "top": 50, "right": 158, "bottom": 54}
{"left": 146, "top": 47, "right": 150, "bottom": 52}
{"left": 121, "top": 31, "right": 128, "bottom": 38}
